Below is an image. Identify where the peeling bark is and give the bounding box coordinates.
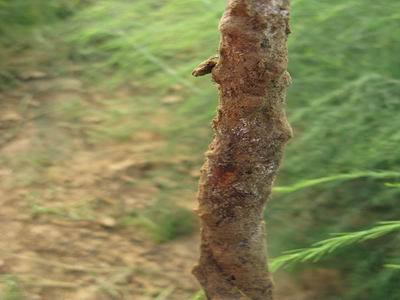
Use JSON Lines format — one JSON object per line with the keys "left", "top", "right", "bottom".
{"left": 192, "top": 1, "right": 292, "bottom": 299}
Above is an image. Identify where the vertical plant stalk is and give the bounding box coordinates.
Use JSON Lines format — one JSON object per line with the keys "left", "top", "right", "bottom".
{"left": 192, "top": 0, "right": 292, "bottom": 299}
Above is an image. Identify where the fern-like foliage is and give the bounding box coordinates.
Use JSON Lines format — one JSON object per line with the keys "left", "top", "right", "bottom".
{"left": 385, "top": 264, "right": 400, "bottom": 270}
{"left": 385, "top": 183, "right": 400, "bottom": 188}
{"left": 273, "top": 171, "right": 400, "bottom": 193}
{"left": 270, "top": 221, "right": 400, "bottom": 272}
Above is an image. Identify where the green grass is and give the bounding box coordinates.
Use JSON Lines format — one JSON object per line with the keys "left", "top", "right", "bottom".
{"left": 0, "top": 0, "right": 84, "bottom": 88}
{"left": 120, "top": 201, "right": 196, "bottom": 243}
{"left": 0, "top": 275, "right": 24, "bottom": 300}
{"left": 190, "top": 290, "right": 206, "bottom": 300}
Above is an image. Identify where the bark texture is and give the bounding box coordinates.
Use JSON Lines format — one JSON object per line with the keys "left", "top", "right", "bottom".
{"left": 192, "top": 1, "right": 292, "bottom": 299}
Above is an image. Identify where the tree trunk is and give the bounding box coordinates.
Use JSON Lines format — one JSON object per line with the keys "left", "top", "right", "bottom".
{"left": 192, "top": 0, "right": 292, "bottom": 299}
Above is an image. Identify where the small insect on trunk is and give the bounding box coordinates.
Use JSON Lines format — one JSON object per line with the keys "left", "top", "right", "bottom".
{"left": 191, "top": 1, "right": 292, "bottom": 299}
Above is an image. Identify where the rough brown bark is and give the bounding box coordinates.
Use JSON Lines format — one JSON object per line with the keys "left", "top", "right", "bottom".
{"left": 192, "top": 1, "right": 292, "bottom": 299}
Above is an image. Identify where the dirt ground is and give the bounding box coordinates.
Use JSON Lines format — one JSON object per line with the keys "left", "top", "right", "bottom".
{"left": 0, "top": 52, "right": 327, "bottom": 299}
{"left": 0, "top": 66, "right": 202, "bottom": 299}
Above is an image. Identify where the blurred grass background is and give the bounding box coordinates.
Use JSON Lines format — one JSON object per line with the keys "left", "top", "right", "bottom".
{"left": 0, "top": 0, "right": 399, "bottom": 299}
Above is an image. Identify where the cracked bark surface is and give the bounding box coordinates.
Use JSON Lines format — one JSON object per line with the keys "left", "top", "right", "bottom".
{"left": 192, "top": 1, "right": 292, "bottom": 299}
